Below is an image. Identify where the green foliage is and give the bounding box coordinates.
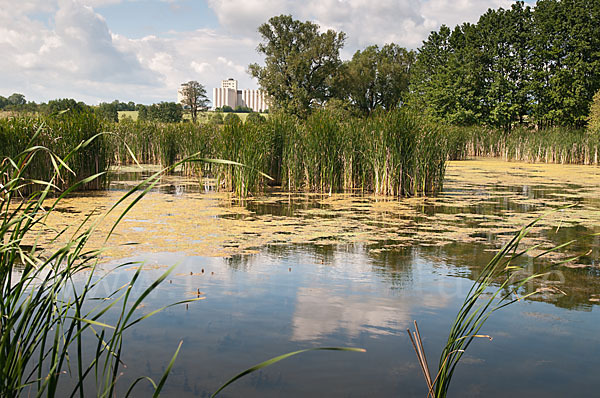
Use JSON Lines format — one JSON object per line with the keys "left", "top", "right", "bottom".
{"left": 95, "top": 102, "right": 119, "bottom": 122}
{"left": 223, "top": 113, "right": 241, "bottom": 124}
{"left": 138, "top": 102, "right": 183, "bottom": 123}
{"left": 209, "top": 112, "right": 224, "bottom": 125}
{"left": 110, "top": 99, "right": 136, "bottom": 111}
{"left": 336, "top": 44, "right": 415, "bottom": 115}
{"left": 588, "top": 89, "right": 600, "bottom": 132}
{"left": 46, "top": 98, "right": 91, "bottom": 114}
{"left": 411, "top": 0, "right": 600, "bottom": 129}
{"left": 7, "top": 93, "right": 26, "bottom": 106}
{"left": 215, "top": 105, "right": 252, "bottom": 114}
{"left": 245, "top": 112, "right": 267, "bottom": 124}
{"left": 249, "top": 15, "right": 346, "bottom": 118}
{"left": 234, "top": 105, "right": 252, "bottom": 113}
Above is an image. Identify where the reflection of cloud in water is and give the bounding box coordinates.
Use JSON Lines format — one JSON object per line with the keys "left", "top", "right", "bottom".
{"left": 291, "top": 287, "right": 450, "bottom": 341}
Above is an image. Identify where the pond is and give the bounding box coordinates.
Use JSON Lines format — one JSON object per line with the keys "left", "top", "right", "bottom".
{"left": 47, "top": 159, "right": 600, "bottom": 397}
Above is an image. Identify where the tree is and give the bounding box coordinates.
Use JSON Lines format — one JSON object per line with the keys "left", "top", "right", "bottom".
{"left": 209, "top": 112, "right": 224, "bottom": 125}
{"left": 180, "top": 81, "right": 209, "bottom": 123}
{"left": 410, "top": 0, "right": 600, "bottom": 129}
{"left": 95, "top": 102, "right": 119, "bottom": 122}
{"left": 46, "top": 98, "right": 91, "bottom": 114}
{"left": 140, "top": 102, "right": 183, "bottom": 123}
{"left": 223, "top": 113, "right": 241, "bottom": 124}
{"left": 234, "top": 105, "right": 252, "bottom": 113}
{"left": 336, "top": 44, "right": 415, "bottom": 115}
{"left": 249, "top": 15, "right": 346, "bottom": 118}
{"left": 7, "top": 93, "right": 26, "bottom": 106}
{"left": 589, "top": 89, "right": 600, "bottom": 131}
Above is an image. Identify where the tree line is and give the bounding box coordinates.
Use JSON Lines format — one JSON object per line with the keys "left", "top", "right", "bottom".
{"left": 0, "top": 89, "right": 206, "bottom": 124}
{"left": 411, "top": 0, "right": 600, "bottom": 130}
{"left": 251, "top": 1, "right": 600, "bottom": 130}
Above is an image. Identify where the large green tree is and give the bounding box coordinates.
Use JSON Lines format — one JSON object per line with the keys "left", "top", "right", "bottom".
{"left": 249, "top": 15, "right": 346, "bottom": 118}
{"left": 7, "top": 93, "right": 26, "bottom": 106}
{"left": 411, "top": 0, "right": 600, "bottom": 129}
{"left": 411, "top": 24, "right": 485, "bottom": 125}
{"left": 531, "top": 0, "right": 600, "bottom": 127}
{"left": 180, "top": 81, "right": 209, "bottom": 123}
{"left": 336, "top": 44, "right": 415, "bottom": 115}
{"left": 477, "top": 2, "right": 534, "bottom": 130}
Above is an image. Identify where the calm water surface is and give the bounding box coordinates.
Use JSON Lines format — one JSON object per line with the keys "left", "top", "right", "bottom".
{"left": 67, "top": 160, "right": 600, "bottom": 397}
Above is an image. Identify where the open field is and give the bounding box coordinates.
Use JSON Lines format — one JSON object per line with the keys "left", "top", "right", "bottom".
{"left": 117, "top": 110, "right": 267, "bottom": 122}
{"left": 118, "top": 110, "right": 138, "bottom": 121}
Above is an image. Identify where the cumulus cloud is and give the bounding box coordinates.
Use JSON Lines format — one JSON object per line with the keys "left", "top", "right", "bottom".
{"left": 0, "top": 0, "right": 161, "bottom": 103}
{"left": 207, "top": 0, "right": 515, "bottom": 51}
{"left": 111, "top": 29, "right": 260, "bottom": 103}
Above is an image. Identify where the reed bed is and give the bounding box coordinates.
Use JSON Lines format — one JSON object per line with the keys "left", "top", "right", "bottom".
{"left": 3, "top": 110, "right": 452, "bottom": 197}
{"left": 450, "top": 126, "right": 600, "bottom": 165}
{"left": 0, "top": 133, "right": 203, "bottom": 396}
{"left": 280, "top": 110, "right": 449, "bottom": 196}
{"left": 213, "top": 116, "right": 273, "bottom": 196}
{"left": 60, "top": 109, "right": 451, "bottom": 197}
{"left": 4, "top": 111, "right": 600, "bottom": 198}
{"left": 0, "top": 112, "right": 108, "bottom": 190}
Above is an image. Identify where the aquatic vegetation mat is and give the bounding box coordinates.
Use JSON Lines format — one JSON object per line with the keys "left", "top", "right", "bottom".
{"left": 29, "top": 159, "right": 600, "bottom": 267}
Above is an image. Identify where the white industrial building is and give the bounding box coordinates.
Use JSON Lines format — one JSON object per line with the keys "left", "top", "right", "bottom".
{"left": 212, "top": 78, "right": 268, "bottom": 112}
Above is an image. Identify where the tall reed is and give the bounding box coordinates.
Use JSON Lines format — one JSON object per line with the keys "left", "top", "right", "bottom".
{"left": 279, "top": 109, "right": 448, "bottom": 196}
{"left": 0, "top": 130, "right": 203, "bottom": 396}
{"left": 213, "top": 116, "right": 273, "bottom": 196}
{"left": 409, "top": 214, "right": 581, "bottom": 397}
{"left": 449, "top": 125, "right": 600, "bottom": 165}
{"left": 3, "top": 109, "right": 452, "bottom": 197}
{"left": 0, "top": 112, "right": 108, "bottom": 190}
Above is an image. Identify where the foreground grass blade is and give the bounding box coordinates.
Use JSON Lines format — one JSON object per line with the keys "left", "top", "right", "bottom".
{"left": 152, "top": 340, "right": 184, "bottom": 398}
{"left": 211, "top": 347, "right": 366, "bottom": 397}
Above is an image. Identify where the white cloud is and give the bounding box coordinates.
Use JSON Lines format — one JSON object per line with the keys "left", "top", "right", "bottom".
{"left": 190, "top": 61, "right": 211, "bottom": 74}
{"left": 112, "top": 29, "right": 261, "bottom": 103}
{"left": 207, "top": 0, "right": 516, "bottom": 51}
{"left": 0, "top": 0, "right": 161, "bottom": 103}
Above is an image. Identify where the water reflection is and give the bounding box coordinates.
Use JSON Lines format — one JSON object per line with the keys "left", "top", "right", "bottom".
{"left": 44, "top": 159, "right": 600, "bottom": 396}
{"left": 291, "top": 287, "right": 410, "bottom": 341}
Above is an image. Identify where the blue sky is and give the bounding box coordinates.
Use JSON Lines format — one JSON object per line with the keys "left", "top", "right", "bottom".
{"left": 0, "top": 0, "right": 536, "bottom": 105}
{"left": 94, "top": 1, "right": 219, "bottom": 38}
